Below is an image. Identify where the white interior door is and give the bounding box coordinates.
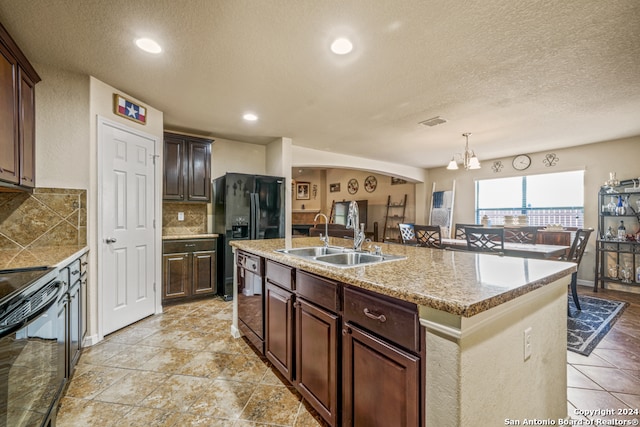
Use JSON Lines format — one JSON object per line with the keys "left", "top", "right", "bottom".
{"left": 99, "top": 118, "right": 157, "bottom": 335}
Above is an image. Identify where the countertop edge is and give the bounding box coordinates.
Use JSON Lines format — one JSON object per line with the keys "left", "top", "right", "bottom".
{"left": 230, "top": 238, "right": 576, "bottom": 318}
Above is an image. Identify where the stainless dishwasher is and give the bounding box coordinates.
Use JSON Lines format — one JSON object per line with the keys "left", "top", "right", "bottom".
{"left": 236, "top": 251, "right": 264, "bottom": 354}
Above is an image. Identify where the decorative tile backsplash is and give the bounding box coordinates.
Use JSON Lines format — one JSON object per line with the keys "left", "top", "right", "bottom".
{"left": 162, "top": 202, "right": 208, "bottom": 236}
{"left": 0, "top": 188, "right": 87, "bottom": 251}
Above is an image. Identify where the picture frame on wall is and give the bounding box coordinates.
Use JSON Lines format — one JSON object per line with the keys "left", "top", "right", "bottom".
{"left": 296, "top": 182, "right": 310, "bottom": 200}
{"left": 330, "top": 183, "right": 341, "bottom": 192}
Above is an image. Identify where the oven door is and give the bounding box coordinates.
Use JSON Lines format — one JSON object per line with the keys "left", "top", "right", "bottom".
{"left": 0, "top": 280, "right": 64, "bottom": 427}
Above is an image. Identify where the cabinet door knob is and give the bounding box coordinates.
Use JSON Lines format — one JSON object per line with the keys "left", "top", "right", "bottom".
{"left": 363, "top": 308, "right": 387, "bottom": 323}
{"left": 342, "top": 327, "right": 352, "bottom": 336}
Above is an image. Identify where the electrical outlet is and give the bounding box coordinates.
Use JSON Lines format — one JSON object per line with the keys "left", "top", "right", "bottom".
{"left": 178, "top": 212, "right": 184, "bottom": 221}
{"left": 524, "top": 327, "right": 532, "bottom": 361}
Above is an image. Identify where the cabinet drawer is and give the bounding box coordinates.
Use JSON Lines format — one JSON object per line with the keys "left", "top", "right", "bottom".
{"left": 343, "top": 286, "right": 419, "bottom": 353}
{"left": 163, "top": 239, "right": 216, "bottom": 254}
{"left": 296, "top": 270, "right": 339, "bottom": 313}
{"left": 237, "top": 251, "right": 262, "bottom": 273}
{"left": 67, "top": 259, "right": 81, "bottom": 285}
{"left": 266, "top": 260, "right": 294, "bottom": 290}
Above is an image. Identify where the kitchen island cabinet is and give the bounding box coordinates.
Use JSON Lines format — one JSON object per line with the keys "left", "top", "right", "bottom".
{"left": 230, "top": 237, "right": 575, "bottom": 427}
{"left": 264, "top": 259, "right": 295, "bottom": 380}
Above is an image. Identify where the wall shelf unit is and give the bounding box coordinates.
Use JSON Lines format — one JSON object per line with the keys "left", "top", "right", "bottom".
{"left": 594, "top": 179, "right": 640, "bottom": 291}
{"left": 382, "top": 194, "right": 407, "bottom": 243}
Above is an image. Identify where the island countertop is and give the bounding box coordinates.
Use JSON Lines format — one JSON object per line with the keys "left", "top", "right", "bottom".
{"left": 230, "top": 237, "right": 576, "bottom": 317}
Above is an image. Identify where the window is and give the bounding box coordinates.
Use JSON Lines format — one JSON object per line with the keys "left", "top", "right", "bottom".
{"left": 476, "top": 170, "right": 584, "bottom": 228}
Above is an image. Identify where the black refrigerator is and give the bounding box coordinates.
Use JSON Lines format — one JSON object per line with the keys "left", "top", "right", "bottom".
{"left": 212, "top": 173, "right": 285, "bottom": 300}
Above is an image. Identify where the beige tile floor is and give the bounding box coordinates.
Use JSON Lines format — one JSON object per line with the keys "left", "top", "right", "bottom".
{"left": 57, "top": 298, "right": 326, "bottom": 427}
{"left": 57, "top": 287, "right": 640, "bottom": 426}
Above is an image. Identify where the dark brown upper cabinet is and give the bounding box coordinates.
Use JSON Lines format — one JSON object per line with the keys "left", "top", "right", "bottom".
{"left": 0, "top": 21, "right": 40, "bottom": 191}
{"left": 163, "top": 132, "right": 213, "bottom": 202}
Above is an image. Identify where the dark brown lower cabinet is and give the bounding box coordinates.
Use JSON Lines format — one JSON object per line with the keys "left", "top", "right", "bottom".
{"left": 295, "top": 298, "right": 339, "bottom": 426}
{"left": 342, "top": 322, "right": 420, "bottom": 427}
{"left": 265, "top": 281, "right": 294, "bottom": 381}
{"left": 162, "top": 239, "right": 217, "bottom": 303}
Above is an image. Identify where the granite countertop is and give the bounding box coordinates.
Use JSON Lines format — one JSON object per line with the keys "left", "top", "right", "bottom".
{"left": 0, "top": 245, "right": 89, "bottom": 270}
{"left": 162, "top": 233, "right": 219, "bottom": 240}
{"left": 230, "top": 237, "right": 576, "bottom": 318}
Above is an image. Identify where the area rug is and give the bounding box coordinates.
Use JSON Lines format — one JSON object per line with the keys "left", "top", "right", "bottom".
{"left": 567, "top": 295, "right": 628, "bottom": 356}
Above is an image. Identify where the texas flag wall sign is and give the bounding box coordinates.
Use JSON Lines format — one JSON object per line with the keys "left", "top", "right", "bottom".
{"left": 114, "top": 93, "right": 147, "bottom": 125}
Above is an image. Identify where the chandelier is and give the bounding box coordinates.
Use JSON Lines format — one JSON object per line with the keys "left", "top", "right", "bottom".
{"left": 446, "top": 132, "right": 481, "bottom": 170}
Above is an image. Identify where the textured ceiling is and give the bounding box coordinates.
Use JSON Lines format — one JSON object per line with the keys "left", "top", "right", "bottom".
{"left": 0, "top": 0, "right": 639, "bottom": 169}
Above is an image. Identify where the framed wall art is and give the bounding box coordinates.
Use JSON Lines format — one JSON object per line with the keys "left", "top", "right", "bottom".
{"left": 296, "top": 182, "right": 310, "bottom": 200}
{"left": 330, "top": 183, "right": 341, "bottom": 192}
{"left": 113, "top": 93, "right": 147, "bottom": 125}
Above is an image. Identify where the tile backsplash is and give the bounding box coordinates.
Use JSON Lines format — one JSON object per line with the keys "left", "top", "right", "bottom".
{"left": 0, "top": 188, "right": 87, "bottom": 250}
{"left": 163, "top": 202, "right": 208, "bottom": 236}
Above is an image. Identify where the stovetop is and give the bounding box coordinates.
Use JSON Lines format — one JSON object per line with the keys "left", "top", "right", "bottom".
{"left": 0, "top": 266, "right": 56, "bottom": 309}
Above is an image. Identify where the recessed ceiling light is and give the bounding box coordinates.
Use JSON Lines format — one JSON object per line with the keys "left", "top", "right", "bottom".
{"left": 243, "top": 113, "right": 258, "bottom": 121}
{"left": 135, "top": 38, "right": 162, "bottom": 54}
{"left": 330, "top": 38, "right": 353, "bottom": 55}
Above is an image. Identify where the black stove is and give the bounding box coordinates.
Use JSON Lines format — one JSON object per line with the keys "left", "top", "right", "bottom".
{"left": 0, "top": 266, "right": 57, "bottom": 318}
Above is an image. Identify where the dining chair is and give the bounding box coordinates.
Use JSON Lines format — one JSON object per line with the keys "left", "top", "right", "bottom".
{"left": 398, "top": 223, "right": 417, "bottom": 245}
{"left": 504, "top": 226, "right": 539, "bottom": 244}
{"left": 414, "top": 225, "right": 442, "bottom": 248}
{"left": 465, "top": 226, "right": 505, "bottom": 253}
{"left": 560, "top": 228, "right": 594, "bottom": 312}
{"left": 454, "top": 223, "right": 479, "bottom": 240}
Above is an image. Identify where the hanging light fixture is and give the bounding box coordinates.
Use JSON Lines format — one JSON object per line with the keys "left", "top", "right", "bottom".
{"left": 446, "top": 132, "right": 481, "bottom": 170}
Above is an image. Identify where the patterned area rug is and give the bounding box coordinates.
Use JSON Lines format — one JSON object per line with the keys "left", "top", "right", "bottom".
{"left": 567, "top": 295, "right": 628, "bottom": 356}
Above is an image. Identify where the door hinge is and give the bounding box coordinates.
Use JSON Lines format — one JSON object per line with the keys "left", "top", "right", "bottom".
{"left": 153, "top": 282, "right": 156, "bottom": 292}
{"left": 150, "top": 154, "right": 159, "bottom": 165}
{"left": 153, "top": 219, "right": 156, "bottom": 229}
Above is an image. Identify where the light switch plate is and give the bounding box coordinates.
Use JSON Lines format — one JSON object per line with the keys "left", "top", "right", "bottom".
{"left": 178, "top": 212, "right": 184, "bottom": 221}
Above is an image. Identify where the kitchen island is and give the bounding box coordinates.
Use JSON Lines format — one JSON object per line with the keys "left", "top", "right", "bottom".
{"left": 230, "top": 236, "right": 576, "bottom": 427}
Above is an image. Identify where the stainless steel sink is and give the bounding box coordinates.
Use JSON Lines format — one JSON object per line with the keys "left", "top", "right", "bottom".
{"left": 275, "top": 246, "right": 347, "bottom": 257}
{"left": 314, "top": 252, "right": 383, "bottom": 265}
{"left": 275, "top": 246, "right": 406, "bottom": 268}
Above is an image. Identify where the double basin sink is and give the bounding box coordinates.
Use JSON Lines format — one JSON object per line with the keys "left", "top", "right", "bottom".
{"left": 275, "top": 246, "right": 406, "bottom": 268}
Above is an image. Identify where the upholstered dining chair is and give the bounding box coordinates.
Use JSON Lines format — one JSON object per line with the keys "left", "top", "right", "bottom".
{"left": 465, "top": 226, "right": 505, "bottom": 253}
{"left": 504, "top": 226, "right": 539, "bottom": 244}
{"left": 414, "top": 225, "right": 442, "bottom": 248}
{"left": 559, "top": 228, "right": 594, "bottom": 312}
{"left": 454, "top": 223, "right": 479, "bottom": 240}
{"left": 398, "top": 223, "right": 417, "bottom": 245}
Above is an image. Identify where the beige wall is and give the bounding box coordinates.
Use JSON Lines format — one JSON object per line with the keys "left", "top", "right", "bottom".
{"left": 212, "top": 138, "right": 266, "bottom": 179}
{"left": 427, "top": 136, "right": 640, "bottom": 288}
{"left": 34, "top": 63, "right": 90, "bottom": 188}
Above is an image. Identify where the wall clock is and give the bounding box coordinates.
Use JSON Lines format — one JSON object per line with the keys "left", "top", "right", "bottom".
{"left": 512, "top": 154, "right": 531, "bottom": 171}
{"left": 364, "top": 175, "right": 377, "bottom": 193}
{"left": 348, "top": 178, "right": 359, "bottom": 194}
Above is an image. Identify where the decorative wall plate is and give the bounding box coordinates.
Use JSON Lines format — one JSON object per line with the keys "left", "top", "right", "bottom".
{"left": 348, "top": 178, "right": 359, "bottom": 194}
{"left": 364, "top": 175, "right": 377, "bottom": 192}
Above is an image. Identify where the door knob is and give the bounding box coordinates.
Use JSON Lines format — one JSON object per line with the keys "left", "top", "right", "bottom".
{"left": 105, "top": 237, "right": 117, "bottom": 244}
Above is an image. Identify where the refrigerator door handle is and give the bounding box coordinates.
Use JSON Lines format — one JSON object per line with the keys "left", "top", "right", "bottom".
{"left": 254, "top": 193, "right": 262, "bottom": 239}
{"left": 250, "top": 193, "right": 259, "bottom": 240}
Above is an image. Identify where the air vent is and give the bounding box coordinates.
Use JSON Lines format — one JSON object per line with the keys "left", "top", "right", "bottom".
{"left": 419, "top": 116, "right": 447, "bottom": 127}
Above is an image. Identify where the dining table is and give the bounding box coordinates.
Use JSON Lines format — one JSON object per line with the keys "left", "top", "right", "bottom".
{"left": 440, "top": 238, "right": 570, "bottom": 259}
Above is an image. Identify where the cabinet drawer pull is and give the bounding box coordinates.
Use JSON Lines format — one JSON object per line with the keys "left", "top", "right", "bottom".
{"left": 363, "top": 308, "right": 387, "bottom": 323}
{"left": 184, "top": 244, "right": 196, "bottom": 247}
